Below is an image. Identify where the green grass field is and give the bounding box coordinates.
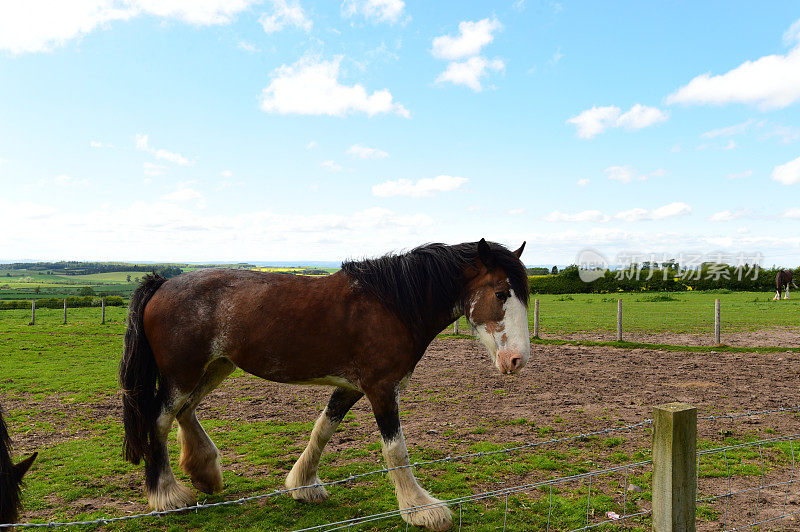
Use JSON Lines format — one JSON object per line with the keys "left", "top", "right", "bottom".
{"left": 1, "top": 301, "right": 797, "bottom": 529}
{"left": 443, "top": 291, "right": 798, "bottom": 338}
{"left": 0, "top": 308, "right": 656, "bottom": 530}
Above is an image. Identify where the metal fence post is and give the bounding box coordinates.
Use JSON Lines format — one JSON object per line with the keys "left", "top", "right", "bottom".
{"left": 533, "top": 298, "right": 540, "bottom": 338}
{"left": 714, "top": 299, "right": 721, "bottom": 345}
{"left": 29, "top": 300, "right": 35, "bottom": 326}
{"left": 617, "top": 299, "right": 622, "bottom": 342}
{"left": 652, "top": 402, "right": 697, "bottom": 531}
{"left": 101, "top": 298, "right": 106, "bottom": 324}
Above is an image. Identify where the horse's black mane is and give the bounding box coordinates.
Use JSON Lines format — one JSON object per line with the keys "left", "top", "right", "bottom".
{"left": 341, "top": 241, "right": 528, "bottom": 334}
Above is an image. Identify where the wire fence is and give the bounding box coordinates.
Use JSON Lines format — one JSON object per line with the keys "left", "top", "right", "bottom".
{"left": 3, "top": 406, "right": 800, "bottom": 530}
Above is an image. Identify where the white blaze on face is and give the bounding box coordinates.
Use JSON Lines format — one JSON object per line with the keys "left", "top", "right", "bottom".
{"left": 470, "top": 284, "right": 531, "bottom": 373}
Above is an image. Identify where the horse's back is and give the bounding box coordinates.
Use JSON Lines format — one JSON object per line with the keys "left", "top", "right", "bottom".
{"left": 142, "top": 268, "right": 411, "bottom": 386}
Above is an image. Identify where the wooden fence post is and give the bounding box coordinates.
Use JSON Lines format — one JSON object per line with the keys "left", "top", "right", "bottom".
{"left": 63, "top": 299, "right": 67, "bottom": 325}
{"left": 533, "top": 298, "right": 540, "bottom": 338}
{"left": 616, "top": 299, "right": 622, "bottom": 342}
{"left": 101, "top": 298, "right": 106, "bottom": 324}
{"left": 652, "top": 402, "right": 697, "bottom": 531}
{"left": 28, "top": 300, "right": 36, "bottom": 326}
{"left": 454, "top": 318, "right": 459, "bottom": 334}
{"left": 714, "top": 299, "right": 721, "bottom": 345}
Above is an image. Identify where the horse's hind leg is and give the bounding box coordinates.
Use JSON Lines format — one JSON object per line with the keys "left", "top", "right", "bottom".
{"left": 176, "top": 358, "right": 235, "bottom": 494}
{"left": 146, "top": 391, "right": 196, "bottom": 510}
{"left": 286, "top": 387, "right": 363, "bottom": 502}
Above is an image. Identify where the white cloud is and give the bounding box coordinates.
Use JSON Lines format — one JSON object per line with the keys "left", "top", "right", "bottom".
{"left": 0, "top": 158, "right": 7, "bottom": 165}
{"left": 435, "top": 56, "right": 504, "bottom": 92}
{"left": 761, "top": 124, "right": 800, "bottom": 144}
{"left": 507, "top": 208, "right": 525, "bottom": 215}
{"left": 143, "top": 162, "right": 165, "bottom": 176}
{"left": 701, "top": 119, "right": 756, "bottom": 139}
{"left": 725, "top": 170, "right": 752, "bottom": 180}
{"left": 221, "top": 170, "right": 233, "bottom": 178}
{"left": 372, "top": 175, "right": 468, "bottom": 197}
{"left": 667, "top": 21, "right": 800, "bottom": 110}
{"left": 567, "top": 104, "right": 667, "bottom": 138}
{"left": 237, "top": 41, "right": 257, "bottom": 53}
{"left": 605, "top": 166, "right": 635, "bottom": 183}
{"left": 161, "top": 182, "right": 205, "bottom": 209}
{"left": 772, "top": 155, "right": 800, "bottom": 185}
{"left": 615, "top": 202, "right": 691, "bottom": 222}
{"left": 135, "top": 133, "right": 192, "bottom": 165}
{"left": 89, "top": 140, "right": 114, "bottom": 149}
{"left": 321, "top": 160, "right": 343, "bottom": 172}
{"left": 709, "top": 209, "right": 751, "bottom": 222}
{"left": 544, "top": 210, "right": 609, "bottom": 223}
{"left": 54, "top": 174, "right": 89, "bottom": 187}
{"left": 782, "top": 207, "right": 800, "bottom": 219}
{"left": 604, "top": 166, "right": 666, "bottom": 183}
{"left": 341, "top": 0, "right": 405, "bottom": 24}
{"left": 259, "top": 0, "right": 311, "bottom": 33}
{"left": 616, "top": 104, "right": 668, "bottom": 131}
{"left": 548, "top": 47, "right": 564, "bottom": 66}
{"left": 259, "top": 55, "right": 409, "bottom": 118}
{"left": 431, "top": 18, "right": 501, "bottom": 60}
{"left": 577, "top": 178, "right": 589, "bottom": 186}
{"left": 347, "top": 144, "right": 388, "bottom": 159}
{"left": 0, "top": 0, "right": 256, "bottom": 54}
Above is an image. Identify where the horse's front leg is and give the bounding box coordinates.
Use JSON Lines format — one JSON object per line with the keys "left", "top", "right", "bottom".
{"left": 367, "top": 384, "right": 453, "bottom": 532}
{"left": 286, "top": 387, "right": 363, "bottom": 501}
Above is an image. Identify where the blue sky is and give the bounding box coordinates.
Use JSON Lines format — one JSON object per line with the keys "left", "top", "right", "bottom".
{"left": 1, "top": 1, "right": 799, "bottom": 266}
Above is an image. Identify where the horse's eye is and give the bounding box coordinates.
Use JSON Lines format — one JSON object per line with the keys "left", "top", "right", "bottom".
{"left": 495, "top": 291, "right": 508, "bottom": 302}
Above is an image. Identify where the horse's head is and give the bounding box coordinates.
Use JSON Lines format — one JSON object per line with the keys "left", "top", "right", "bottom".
{"left": 464, "top": 239, "right": 530, "bottom": 375}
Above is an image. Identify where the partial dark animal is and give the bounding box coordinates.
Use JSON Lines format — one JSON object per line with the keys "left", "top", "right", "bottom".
{"left": 120, "top": 239, "right": 529, "bottom": 531}
{"left": 0, "top": 406, "right": 37, "bottom": 526}
{"left": 774, "top": 269, "right": 797, "bottom": 300}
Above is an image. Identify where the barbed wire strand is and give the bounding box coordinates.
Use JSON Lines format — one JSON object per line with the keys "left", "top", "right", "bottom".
{"left": 0, "top": 420, "right": 653, "bottom": 529}
{"left": 291, "top": 461, "right": 653, "bottom": 532}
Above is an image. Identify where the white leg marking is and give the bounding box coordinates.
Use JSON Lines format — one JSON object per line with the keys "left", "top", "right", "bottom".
{"left": 178, "top": 412, "right": 223, "bottom": 494}
{"left": 147, "top": 407, "right": 197, "bottom": 511}
{"left": 382, "top": 431, "right": 452, "bottom": 531}
{"left": 286, "top": 408, "right": 338, "bottom": 502}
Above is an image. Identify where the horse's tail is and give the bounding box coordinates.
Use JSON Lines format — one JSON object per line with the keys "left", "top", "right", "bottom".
{"left": 119, "top": 273, "right": 167, "bottom": 465}
{"left": 0, "top": 406, "right": 36, "bottom": 525}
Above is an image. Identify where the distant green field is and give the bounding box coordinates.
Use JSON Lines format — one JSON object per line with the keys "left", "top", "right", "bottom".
{"left": 0, "top": 265, "right": 338, "bottom": 301}
{"left": 436, "top": 291, "right": 799, "bottom": 337}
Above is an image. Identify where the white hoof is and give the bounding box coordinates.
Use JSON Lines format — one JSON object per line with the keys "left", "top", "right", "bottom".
{"left": 286, "top": 471, "right": 329, "bottom": 502}
{"left": 147, "top": 479, "right": 196, "bottom": 511}
{"left": 401, "top": 497, "right": 453, "bottom": 531}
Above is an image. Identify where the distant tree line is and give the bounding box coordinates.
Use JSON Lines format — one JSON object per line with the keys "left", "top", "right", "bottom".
{"left": 0, "top": 295, "right": 125, "bottom": 310}
{"left": 529, "top": 264, "right": 798, "bottom": 294}
{"left": 1, "top": 262, "right": 184, "bottom": 278}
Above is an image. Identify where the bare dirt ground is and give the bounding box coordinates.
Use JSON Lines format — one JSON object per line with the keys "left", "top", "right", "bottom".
{"left": 11, "top": 335, "right": 800, "bottom": 529}
{"left": 558, "top": 325, "right": 800, "bottom": 347}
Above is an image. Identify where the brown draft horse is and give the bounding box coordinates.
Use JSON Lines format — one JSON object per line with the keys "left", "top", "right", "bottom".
{"left": 0, "top": 405, "right": 37, "bottom": 526}
{"left": 119, "top": 239, "right": 529, "bottom": 531}
{"left": 774, "top": 269, "right": 798, "bottom": 300}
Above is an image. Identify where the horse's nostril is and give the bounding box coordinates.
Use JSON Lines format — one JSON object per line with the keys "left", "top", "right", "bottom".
{"left": 510, "top": 355, "right": 523, "bottom": 368}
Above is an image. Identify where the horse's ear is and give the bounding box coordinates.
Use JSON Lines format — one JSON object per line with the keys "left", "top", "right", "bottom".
{"left": 513, "top": 241, "right": 526, "bottom": 259}
{"left": 13, "top": 452, "right": 37, "bottom": 481}
{"left": 477, "top": 238, "right": 494, "bottom": 269}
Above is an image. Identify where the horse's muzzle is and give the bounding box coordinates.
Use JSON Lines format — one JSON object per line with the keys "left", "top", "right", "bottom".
{"left": 496, "top": 349, "right": 527, "bottom": 374}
